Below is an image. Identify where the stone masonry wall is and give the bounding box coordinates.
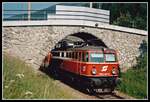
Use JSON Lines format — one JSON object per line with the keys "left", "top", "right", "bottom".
{"left": 3, "top": 26, "right": 147, "bottom": 71}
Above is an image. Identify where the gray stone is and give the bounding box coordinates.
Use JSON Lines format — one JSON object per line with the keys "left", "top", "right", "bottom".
{"left": 3, "top": 26, "right": 148, "bottom": 71}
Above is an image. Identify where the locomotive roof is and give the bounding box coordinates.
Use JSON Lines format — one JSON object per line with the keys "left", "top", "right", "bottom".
{"left": 66, "top": 46, "right": 114, "bottom": 51}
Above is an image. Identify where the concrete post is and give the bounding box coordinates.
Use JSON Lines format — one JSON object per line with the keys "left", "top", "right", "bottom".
{"left": 28, "top": 2, "right": 31, "bottom": 20}
{"left": 90, "top": 2, "right": 92, "bottom": 8}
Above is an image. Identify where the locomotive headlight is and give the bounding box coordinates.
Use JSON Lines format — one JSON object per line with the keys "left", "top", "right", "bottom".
{"left": 112, "top": 68, "right": 116, "bottom": 75}
{"left": 91, "top": 68, "right": 97, "bottom": 75}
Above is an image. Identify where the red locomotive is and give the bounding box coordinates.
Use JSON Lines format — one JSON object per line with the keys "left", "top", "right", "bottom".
{"left": 41, "top": 44, "right": 121, "bottom": 93}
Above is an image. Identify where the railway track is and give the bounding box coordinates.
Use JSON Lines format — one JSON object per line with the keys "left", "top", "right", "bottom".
{"left": 94, "top": 92, "right": 125, "bottom": 99}
{"left": 86, "top": 90, "right": 136, "bottom": 99}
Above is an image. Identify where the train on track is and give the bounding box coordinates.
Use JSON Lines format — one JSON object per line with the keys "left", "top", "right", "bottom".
{"left": 40, "top": 41, "right": 121, "bottom": 94}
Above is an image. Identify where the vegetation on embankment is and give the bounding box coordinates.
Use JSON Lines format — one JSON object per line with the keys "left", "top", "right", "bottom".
{"left": 3, "top": 53, "right": 79, "bottom": 99}
{"left": 116, "top": 67, "right": 147, "bottom": 99}
{"left": 116, "top": 40, "right": 147, "bottom": 99}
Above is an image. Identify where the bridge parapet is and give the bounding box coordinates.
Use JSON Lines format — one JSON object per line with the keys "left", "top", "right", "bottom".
{"left": 2, "top": 20, "right": 147, "bottom": 36}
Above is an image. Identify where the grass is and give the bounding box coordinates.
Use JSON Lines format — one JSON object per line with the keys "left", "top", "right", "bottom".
{"left": 3, "top": 53, "right": 80, "bottom": 99}
{"left": 3, "top": 52, "right": 147, "bottom": 99}
{"left": 116, "top": 68, "right": 147, "bottom": 99}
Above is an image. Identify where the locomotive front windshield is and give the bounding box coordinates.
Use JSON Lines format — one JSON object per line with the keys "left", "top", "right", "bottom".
{"left": 89, "top": 52, "right": 116, "bottom": 63}
{"left": 105, "top": 53, "right": 116, "bottom": 62}
{"left": 90, "top": 53, "right": 104, "bottom": 63}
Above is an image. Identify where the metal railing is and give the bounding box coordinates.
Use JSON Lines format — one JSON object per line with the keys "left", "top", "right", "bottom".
{"left": 3, "top": 10, "right": 53, "bottom": 20}
{"left": 3, "top": 9, "right": 110, "bottom": 24}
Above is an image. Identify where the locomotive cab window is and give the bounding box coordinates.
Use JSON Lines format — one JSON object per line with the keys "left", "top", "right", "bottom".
{"left": 82, "top": 52, "right": 85, "bottom": 62}
{"left": 64, "top": 52, "right": 66, "bottom": 57}
{"left": 66, "top": 52, "right": 69, "bottom": 57}
{"left": 69, "top": 52, "right": 71, "bottom": 58}
{"left": 75, "top": 52, "right": 78, "bottom": 59}
{"left": 90, "top": 52, "right": 104, "bottom": 63}
{"left": 62, "top": 52, "right": 64, "bottom": 57}
{"left": 79, "top": 52, "right": 82, "bottom": 61}
{"left": 105, "top": 53, "right": 116, "bottom": 62}
{"left": 72, "top": 52, "right": 74, "bottom": 59}
{"left": 85, "top": 52, "right": 89, "bottom": 62}
{"left": 59, "top": 52, "right": 62, "bottom": 57}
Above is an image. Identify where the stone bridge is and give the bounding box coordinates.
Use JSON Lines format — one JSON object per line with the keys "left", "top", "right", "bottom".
{"left": 2, "top": 20, "right": 147, "bottom": 71}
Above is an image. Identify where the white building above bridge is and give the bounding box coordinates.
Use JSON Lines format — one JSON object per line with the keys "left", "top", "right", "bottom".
{"left": 47, "top": 5, "right": 110, "bottom": 24}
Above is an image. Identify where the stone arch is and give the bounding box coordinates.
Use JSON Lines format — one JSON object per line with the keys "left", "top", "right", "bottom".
{"left": 70, "top": 32, "right": 108, "bottom": 47}
{"left": 51, "top": 32, "right": 108, "bottom": 50}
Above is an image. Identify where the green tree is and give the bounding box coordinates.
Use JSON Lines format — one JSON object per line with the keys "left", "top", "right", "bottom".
{"left": 93, "top": 3, "right": 102, "bottom": 9}
{"left": 134, "top": 40, "right": 147, "bottom": 71}
{"left": 134, "top": 17, "right": 147, "bottom": 30}
{"left": 113, "top": 12, "right": 133, "bottom": 28}
{"left": 101, "top": 3, "right": 147, "bottom": 30}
